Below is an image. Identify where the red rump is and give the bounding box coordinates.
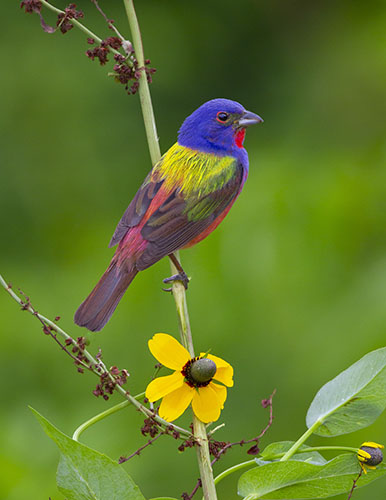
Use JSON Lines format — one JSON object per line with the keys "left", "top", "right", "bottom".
{"left": 235, "top": 128, "right": 246, "bottom": 148}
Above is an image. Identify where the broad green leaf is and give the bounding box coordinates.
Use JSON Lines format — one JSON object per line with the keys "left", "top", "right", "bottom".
{"left": 238, "top": 453, "right": 386, "bottom": 499}
{"left": 306, "top": 347, "right": 386, "bottom": 436}
{"left": 30, "top": 407, "right": 145, "bottom": 500}
{"left": 260, "top": 441, "right": 326, "bottom": 465}
{"left": 149, "top": 498, "right": 179, "bottom": 499}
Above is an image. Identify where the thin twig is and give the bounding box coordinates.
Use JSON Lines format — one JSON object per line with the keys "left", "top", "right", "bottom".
{"left": 211, "top": 390, "right": 276, "bottom": 467}
{"left": 90, "top": 0, "right": 126, "bottom": 42}
{"left": 347, "top": 470, "right": 362, "bottom": 500}
{"left": 183, "top": 479, "right": 202, "bottom": 500}
{"left": 118, "top": 432, "right": 164, "bottom": 463}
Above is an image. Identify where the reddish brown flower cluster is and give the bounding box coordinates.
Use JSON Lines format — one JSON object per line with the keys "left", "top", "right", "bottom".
{"left": 208, "top": 439, "right": 228, "bottom": 459}
{"left": 110, "top": 365, "right": 129, "bottom": 386}
{"left": 112, "top": 53, "right": 156, "bottom": 95}
{"left": 65, "top": 336, "right": 89, "bottom": 373}
{"left": 178, "top": 437, "right": 196, "bottom": 453}
{"left": 21, "top": 1, "right": 156, "bottom": 94}
{"left": 86, "top": 36, "right": 155, "bottom": 95}
{"left": 141, "top": 417, "right": 160, "bottom": 438}
{"left": 20, "top": 0, "right": 41, "bottom": 13}
{"left": 92, "top": 365, "right": 129, "bottom": 400}
{"left": 85, "top": 36, "right": 122, "bottom": 65}
{"left": 56, "top": 3, "right": 84, "bottom": 34}
{"left": 21, "top": 1, "right": 83, "bottom": 34}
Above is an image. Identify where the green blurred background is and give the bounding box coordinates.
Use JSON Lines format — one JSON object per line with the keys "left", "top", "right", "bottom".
{"left": 1, "top": 0, "right": 386, "bottom": 498}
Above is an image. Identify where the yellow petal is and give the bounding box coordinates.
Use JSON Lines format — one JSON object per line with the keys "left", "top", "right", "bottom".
{"left": 211, "top": 382, "right": 228, "bottom": 407}
{"left": 361, "top": 442, "right": 384, "bottom": 449}
{"left": 213, "top": 366, "right": 234, "bottom": 387}
{"left": 145, "top": 371, "right": 184, "bottom": 402}
{"left": 201, "top": 353, "right": 231, "bottom": 369}
{"left": 204, "top": 354, "right": 234, "bottom": 387}
{"left": 159, "top": 383, "right": 194, "bottom": 422}
{"left": 192, "top": 383, "right": 227, "bottom": 423}
{"left": 149, "top": 333, "right": 190, "bottom": 370}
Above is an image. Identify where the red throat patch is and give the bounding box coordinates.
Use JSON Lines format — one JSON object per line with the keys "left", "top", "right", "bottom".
{"left": 235, "top": 128, "right": 246, "bottom": 148}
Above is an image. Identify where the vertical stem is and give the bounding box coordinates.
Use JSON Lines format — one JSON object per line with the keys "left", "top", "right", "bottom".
{"left": 170, "top": 255, "right": 217, "bottom": 500}
{"left": 193, "top": 417, "right": 218, "bottom": 500}
{"left": 123, "top": 0, "right": 161, "bottom": 165}
{"left": 122, "top": 1, "right": 217, "bottom": 497}
{"left": 169, "top": 252, "right": 195, "bottom": 355}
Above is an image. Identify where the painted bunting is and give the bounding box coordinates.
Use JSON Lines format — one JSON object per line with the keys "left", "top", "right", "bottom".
{"left": 74, "top": 98, "right": 262, "bottom": 331}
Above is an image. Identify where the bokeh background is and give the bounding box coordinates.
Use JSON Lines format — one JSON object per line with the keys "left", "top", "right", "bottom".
{"left": 1, "top": 1, "right": 386, "bottom": 498}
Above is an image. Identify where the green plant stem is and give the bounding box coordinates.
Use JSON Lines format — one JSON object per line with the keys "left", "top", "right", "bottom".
{"left": 212, "top": 445, "right": 360, "bottom": 489}
{"left": 0, "top": 273, "right": 190, "bottom": 438}
{"left": 168, "top": 262, "right": 216, "bottom": 498}
{"left": 73, "top": 393, "right": 145, "bottom": 441}
{"left": 214, "top": 459, "right": 255, "bottom": 486}
{"left": 169, "top": 253, "right": 195, "bottom": 355}
{"left": 39, "top": 0, "right": 126, "bottom": 61}
{"left": 274, "top": 445, "right": 359, "bottom": 459}
{"left": 280, "top": 420, "right": 322, "bottom": 461}
{"left": 123, "top": 0, "right": 161, "bottom": 165}
{"left": 121, "top": 2, "right": 216, "bottom": 498}
{"left": 192, "top": 416, "right": 217, "bottom": 500}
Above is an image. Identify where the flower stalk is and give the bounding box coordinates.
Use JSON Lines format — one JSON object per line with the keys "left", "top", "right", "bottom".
{"left": 122, "top": 1, "right": 218, "bottom": 498}
{"left": 280, "top": 419, "right": 321, "bottom": 461}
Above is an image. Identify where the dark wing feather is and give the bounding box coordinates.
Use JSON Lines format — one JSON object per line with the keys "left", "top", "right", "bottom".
{"left": 137, "top": 162, "right": 243, "bottom": 270}
{"left": 109, "top": 173, "right": 163, "bottom": 247}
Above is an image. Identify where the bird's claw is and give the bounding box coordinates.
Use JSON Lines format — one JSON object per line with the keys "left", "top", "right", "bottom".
{"left": 162, "top": 272, "right": 190, "bottom": 292}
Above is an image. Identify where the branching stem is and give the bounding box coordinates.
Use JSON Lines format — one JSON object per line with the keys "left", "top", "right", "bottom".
{"left": 39, "top": 0, "right": 125, "bottom": 58}
{"left": 73, "top": 393, "right": 145, "bottom": 442}
{"left": 0, "top": 274, "right": 190, "bottom": 438}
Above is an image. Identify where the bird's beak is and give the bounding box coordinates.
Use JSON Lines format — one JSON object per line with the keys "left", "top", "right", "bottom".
{"left": 238, "top": 110, "right": 263, "bottom": 128}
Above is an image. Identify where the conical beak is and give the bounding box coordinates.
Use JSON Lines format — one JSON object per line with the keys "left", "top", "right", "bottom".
{"left": 238, "top": 110, "right": 263, "bottom": 127}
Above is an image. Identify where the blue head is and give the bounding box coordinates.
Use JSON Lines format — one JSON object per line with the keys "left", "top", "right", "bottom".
{"left": 178, "top": 98, "right": 262, "bottom": 160}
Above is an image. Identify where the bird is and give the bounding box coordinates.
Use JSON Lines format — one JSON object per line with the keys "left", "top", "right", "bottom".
{"left": 74, "top": 98, "right": 263, "bottom": 331}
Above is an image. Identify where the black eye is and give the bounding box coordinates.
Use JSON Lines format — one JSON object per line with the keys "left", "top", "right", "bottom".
{"left": 216, "top": 111, "right": 230, "bottom": 123}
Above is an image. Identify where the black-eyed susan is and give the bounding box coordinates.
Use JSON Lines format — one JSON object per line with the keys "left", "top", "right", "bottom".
{"left": 357, "top": 442, "right": 384, "bottom": 474}
{"left": 145, "top": 333, "right": 233, "bottom": 423}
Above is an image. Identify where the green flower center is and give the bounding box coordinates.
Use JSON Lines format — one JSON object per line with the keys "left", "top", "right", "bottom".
{"left": 182, "top": 357, "right": 217, "bottom": 388}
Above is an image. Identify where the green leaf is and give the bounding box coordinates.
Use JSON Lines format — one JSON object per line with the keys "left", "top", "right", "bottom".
{"left": 238, "top": 453, "right": 386, "bottom": 499}
{"left": 260, "top": 441, "right": 326, "bottom": 465}
{"left": 30, "top": 407, "right": 146, "bottom": 500}
{"left": 306, "top": 347, "right": 386, "bottom": 436}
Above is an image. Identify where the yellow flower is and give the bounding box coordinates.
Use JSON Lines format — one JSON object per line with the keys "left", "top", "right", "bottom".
{"left": 145, "top": 333, "right": 234, "bottom": 423}
{"left": 357, "top": 442, "right": 384, "bottom": 474}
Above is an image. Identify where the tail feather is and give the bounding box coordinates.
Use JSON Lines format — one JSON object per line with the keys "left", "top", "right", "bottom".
{"left": 74, "top": 261, "right": 137, "bottom": 332}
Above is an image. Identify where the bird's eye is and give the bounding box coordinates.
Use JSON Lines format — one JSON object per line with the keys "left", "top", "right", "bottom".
{"left": 216, "top": 111, "right": 230, "bottom": 123}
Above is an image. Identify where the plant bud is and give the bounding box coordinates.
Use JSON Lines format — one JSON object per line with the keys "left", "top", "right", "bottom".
{"left": 359, "top": 445, "right": 383, "bottom": 466}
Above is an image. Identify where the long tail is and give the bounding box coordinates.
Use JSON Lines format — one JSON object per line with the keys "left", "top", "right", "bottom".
{"left": 74, "top": 260, "right": 138, "bottom": 332}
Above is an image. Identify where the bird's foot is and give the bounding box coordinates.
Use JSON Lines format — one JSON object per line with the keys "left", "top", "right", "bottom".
{"left": 162, "top": 271, "right": 190, "bottom": 292}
